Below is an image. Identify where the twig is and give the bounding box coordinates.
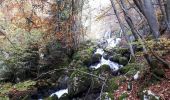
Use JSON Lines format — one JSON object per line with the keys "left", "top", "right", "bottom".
{"left": 34, "top": 67, "right": 105, "bottom": 81}
{"left": 99, "top": 78, "right": 108, "bottom": 100}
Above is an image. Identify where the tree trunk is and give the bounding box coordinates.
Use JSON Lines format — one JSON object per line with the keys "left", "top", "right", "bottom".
{"left": 133, "top": 0, "right": 160, "bottom": 40}
{"left": 165, "top": 0, "right": 170, "bottom": 30}
{"left": 110, "top": 0, "right": 135, "bottom": 57}
{"left": 120, "top": 0, "right": 155, "bottom": 67}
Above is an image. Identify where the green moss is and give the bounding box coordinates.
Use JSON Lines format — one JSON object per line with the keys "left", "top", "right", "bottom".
{"left": 99, "top": 64, "right": 110, "bottom": 73}
{"left": 119, "top": 57, "right": 128, "bottom": 66}
{"left": 46, "top": 95, "right": 59, "bottom": 100}
{"left": 0, "top": 80, "right": 36, "bottom": 99}
{"left": 119, "top": 92, "right": 128, "bottom": 100}
{"left": 114, "top": 48, "right": 129, "bottom": 55}
{"left": 110, "top": 54, "right": 121, "bottom": 63}
{"left": 70, "top": 66, "right": 89, "bottom": 79}
{"left": 0, "top": 97, "right": 9, "bottom": 100}
{"left": 72, "top": 47, "right": 95, "bottom": 66}
{"left": 101, "top": 92, "right": 114, "bottom": 100}
{"left": 106, "top": 78, "right": 119, "bottom": 92}
{"left": 0, "top": 83, "right": 12, "bottom": 94}
{"left": 92, "top": 54, "right": 102, "bottom": 63}
{"left": 120, "top": 63, "right": 144, "bottom": 77}
{"left": 13, "top": 80, "right": 36, "bottom": 91}
{"left": 152, "top": 68, "right": 165, "bottom": 78}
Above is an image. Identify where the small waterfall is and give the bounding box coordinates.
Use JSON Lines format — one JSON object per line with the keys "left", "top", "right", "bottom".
{"left": 90, "top": 49, "right": 120, "bottom": 71}
{"left": 50, "top": 88, "right": 68, "bottom": 98}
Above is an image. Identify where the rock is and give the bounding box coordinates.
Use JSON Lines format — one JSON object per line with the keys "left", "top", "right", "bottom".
{"left": 120, "top": 63, "right": 144, "bottom": 77}
{"left": 50, "top": 94, "right": 59, "bottom": 100}
{"left": 98, "top": 64, "right": 111, "bottom": 74}
{"left": 118, "top": 57, "right": 128, "bottom": 66}
{"left": 68, "top": 67, "right": 91, "bottom": 97}
{"left": 109, "top": 54, "right": 121, "bottom": 63}
{"left": 73, "top": 47, "right": 95, "bottom": 66}
{"left": 91, "top": 54, "right": 102, "bottom": 64}
{"left": 153, "top": 68, "right": 165, "bottom": 78}
{"left": 103, "top": 53, "right": 110, "bottom": 60}
{"left": 82, "top": 93, "right": 100, "bottom": 100}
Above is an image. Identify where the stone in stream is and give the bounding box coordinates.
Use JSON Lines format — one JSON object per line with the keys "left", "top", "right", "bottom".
{"left": 103, "top": 53, "right": 110, "bottom": 60}
{"left": 91, "top": 53, "right": 102, "bottom": 64}
{"left": 118, "top": 57, "right": 128, "bottom": 66}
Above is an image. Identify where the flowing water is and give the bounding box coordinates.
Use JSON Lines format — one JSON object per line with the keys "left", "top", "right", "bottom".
{"left": 90, "top": 38, "right": 122, "bottom": 71}
{"left": 50, "top": 88, "right": 68, "bottom": 98}
{"left": 48, "top": 38, "right": 121, "bottom": 99}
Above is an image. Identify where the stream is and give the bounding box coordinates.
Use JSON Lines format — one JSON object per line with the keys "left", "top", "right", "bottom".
{"left": 46, "top": 38, "right": 122, "bottom": 99}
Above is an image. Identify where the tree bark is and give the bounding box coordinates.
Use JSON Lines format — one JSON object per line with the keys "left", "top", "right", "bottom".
{"left": 110, "top": 0, "right": 135, "bottom": 57}
{"left": 120, "top": 0, "right": 155, "bottom": 68}
{"left": 165, "top": 0, "right": 170, "bottom": 30}
{"left": 133, "top": 0, "right": 160, "bottom": 40}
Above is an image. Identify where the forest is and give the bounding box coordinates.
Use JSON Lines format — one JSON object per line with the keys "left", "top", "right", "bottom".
{"left": 0, "top": 0, "right": 170, "bottom": 100}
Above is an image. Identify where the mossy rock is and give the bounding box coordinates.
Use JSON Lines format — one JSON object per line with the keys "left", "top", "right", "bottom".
{"left": 120, "top": 63, "right": 144, "bottom": 77}
{"left": 91, "top": 54, "right": 102, "bottom": 64}
{"left": 106, "top": 78, "right": 119, "bottom": 92}
{"left": 0, "top": 80, "right": 36, "bottom": 95}
{"left": 46, "top": 95, "right": 59, "bottom": 100}
{"left": 59, "top": 93, "right": 69, "bottom": 100}
{"left": 119, "top": 57, "right": 128, "bottom": 66}
{"left": 91, "top": 78, "right": 102, "bottom": 91}
{"left": 152, "top": 68, "right": 165, "bottom": 78}
{"left": 82, "top": 56, "right": 92, "bottom": 66}
{"left": 68, "top": 67, "right": 91, "bottom": 97}
{"left": 114, "top": 48, "right": 129, "bottom": 55}
{"left": 109, "top": 54, "right": 121, "bottom": 63}
{"left": 99, "top": 64, "right": 111, "bottom": 73}
{"left": 73, "top": 47, "right": 95, "bottom": 66}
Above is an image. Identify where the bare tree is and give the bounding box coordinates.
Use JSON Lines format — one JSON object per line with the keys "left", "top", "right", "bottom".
{"left": 164, "top": 0, "right": 170, "bottom": 30}
{"left": 110, "top": 0, "right": 135, "bottom": 57}
{"left": 133, "top": 0, "right": 160, "bottom": 39}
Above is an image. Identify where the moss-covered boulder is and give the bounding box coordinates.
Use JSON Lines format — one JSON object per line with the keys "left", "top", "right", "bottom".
{"left": 98, "top": 64, "right": 111, "bottom": 74}
{"left": 115, "top": 48, "right": 129, "bottom": 56}
{"left": 47, "top": 95, "right": 59, "bottom": 100}
{"left": 109, "top": 54, "right": 121, "bottom": 63}
{"left": 73, "top": 47, "right": 95, "bottom": 66}
{"left": 119, "top": 63, "right": 144, "bottom": 77}
{"left": 68, "top": 67, "right": 91, "bottom": 97}
{"left": 103, "top": 53, "right": 110, "bottom": 60}
{"left": 0, "top": 80, "right": 36, "bottom": 100}
{"left": 152, "top": 68, "right": 165, "bottom": 78}
{"left": 91, "top": 54, "right": 102, "bottom": 64}
{"left": 119, "top": 57, "right": 128, "bottom": 66}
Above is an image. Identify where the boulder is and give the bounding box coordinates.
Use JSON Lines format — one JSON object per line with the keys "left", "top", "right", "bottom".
{"left": 103, "top": 53, "right": 110, "bottom": 60}
{"left": 119, "top": 57, "right": 128, "bottom": 66}
{"left": 109, "top": 54, "right": 121, "bottom": 63}
{"left": 68, "top": 67, "right": 91, "bottom": 97}
{"left": 91, "top": 54, "right": 102, "bottom": 64}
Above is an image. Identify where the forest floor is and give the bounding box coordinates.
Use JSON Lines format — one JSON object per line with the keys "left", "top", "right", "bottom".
{"left": 114, "top": 54, "right": 170, "bottom": 100}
